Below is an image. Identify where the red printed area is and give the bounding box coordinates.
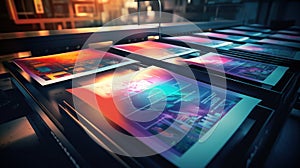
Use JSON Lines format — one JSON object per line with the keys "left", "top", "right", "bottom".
{"left": 114, "top": 41, "right": 197, "bottom": 60}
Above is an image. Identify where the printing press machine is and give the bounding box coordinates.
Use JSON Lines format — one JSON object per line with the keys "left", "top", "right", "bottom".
{"left": 1, "top": 21, "right": 300, "bottom": 168}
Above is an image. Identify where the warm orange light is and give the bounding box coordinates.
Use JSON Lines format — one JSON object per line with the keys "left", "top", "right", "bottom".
{"left": 98, "top": 0, "right": 109, "bottom": 3}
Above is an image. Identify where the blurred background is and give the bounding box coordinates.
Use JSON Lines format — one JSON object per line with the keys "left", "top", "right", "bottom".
{"left": 1, "top": 0, "right": 300, "bottom": 33}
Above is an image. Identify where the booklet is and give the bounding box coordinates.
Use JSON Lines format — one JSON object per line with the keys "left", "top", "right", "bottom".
{"left": 68, "top": 66, "right": 260, "bottom": 167}
{"left": 13, "top": 49, "right": 137, "bottom": 86}
{"left": 194, "top": 32, "right": 250, "bottom": 42}
{"left": 112, "top": 41, "right": 199, "bottom": 60}
{"left": 183, "top": 52, "right": 288, "bottom": 86}
{"left": 232, "top": 43, "right": 300, "bottom": 60}
{"left": 162, "top": 36, "right": 232, "bottom": 48}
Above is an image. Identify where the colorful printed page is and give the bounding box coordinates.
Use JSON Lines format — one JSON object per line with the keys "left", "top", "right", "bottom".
{"left": 14, "top": 49, "right": 137, "bottom": 86}
{"left": 68, "top": 66, "right": 260, "bottom": 167}
{"left": 215, "top": 29, "right": 263, "bottom": 37}
{"left": 258, "top": 38, "right": 300, "bottom": 49}
{"left": 232, "top": 43, "right": 300, "bottom": 60}
{"left": 194, "top": 32, "right": 250, "bottom": 42}
{"left": 269, "top": 34, "right": 300, "bottom": 42}
{"left": 162, "top": 36, "right": 232, "bottom": 48}
{"left": 277, "top": 30, "right": 300, "bottom": 35}
{"left": 183, "top": 52, "right": 288, "bottom": 86}
{"left": 113, "top": 41, "right": 199, "bottom": 60}
{"left": 231, "top": 26, "right": 272, "bottom": 33}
